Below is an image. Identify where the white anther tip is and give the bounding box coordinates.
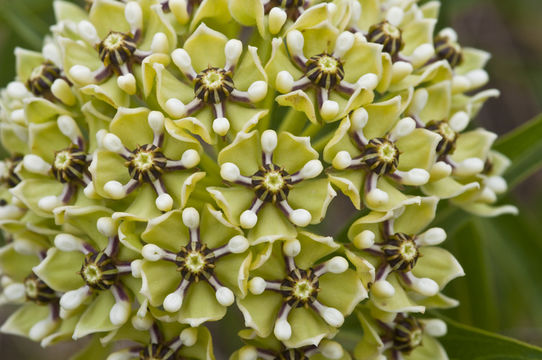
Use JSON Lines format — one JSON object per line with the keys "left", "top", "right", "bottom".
{"left": 439, "top": 27, "right": 458, "bottom": 43}
{"left": 141, "top": 244, "right": 165, "bottom": 262}
{"left": 59, "top": 287, "right": 88, "bottom": 310}
{"left": 386, "top": 6, "right": 404, "bottom": 27}
{"left": 327, "top": 256, "right": 349, "bottom": 274}
{"left": 240, "top": 210, "right": 258, "bottom": 229}
{"left": 103, "top": 133, "right": 125, "bottom": 153}
{"left": 148, "top": 111, "right": 165, "bottom": 133}
{"left": 180, "top": 149, "right": 200, "bottom": 169}
{"left": 23, "top": 154, "right": 51, "bottom": 175}
{"left": 4, "top": 283, "right": 25, "bottom": 302}
{"left": 38, "top": 196, "right": 62, "bottom": 212}
{"left": 357, "top": 73, "right": 378, "bottom": 90}
{"left": 117, "top": 73, "right": 136, "bottom": 95}
{"left": 424, "top": 319, "right": 448, "bottom": 337}
{"left": 261, "top": 129, "right": 278, "bottom": 154}
{"left": 163, "top": 292, "right": 183, "bottom": 313}
{"left": 403, "top": 168, "right": 430, "bottom": 186}
{"left": 77, "top": 20, "right": 99, "bottom": 44}
{"left": 104, "top": 181, "right": 126, "bottom": 199}
{"left": 412, "top": 277, "right": 439, "bottom": 296}
{"left": 289, "top": 209, "right": 311, "bottom": 227}
{"left": 394, "top": 117, "right": 416, "bottom": 138}
{"left": 487, "top": 176, "right": 507, "bottom": 194}
{"left": 239, "top": 346, "right": 258, "bottom": 360}
{"left": 110, "top": 301, "right": 131, "bottom": 326}
{"left": 353, "top": 230, "right": 375, "bottom": 249}
{"left": 320, "top": 341, "right": 344, "bottom": 359}
{"left": 332, "top": 151, "right": 352, "bottom": 170}
{"left": 467, "top": 69, "right": 489, "bottom": 88}
{"left": 456, "top": 158, "right": 484, "bottom": 176}
{"left": 299, "top": 159, "right": 323, "bottom": 179}
{"left": 180, "top": 327, "right": 198, "bottom": 347}
{"left": 276, "top": 71, "right": 294, "bottom": 93}
{"left": 215, "top": 286, "right": 235, "bottom": 306}
{"left": 131, "top": 313, "right": 153, "bottom": 331}
{"left": 29, "top": 318, "right": 56, "bottom": 341}
{"left": 220, "top": 162, "right": 241, "bottom": 182}
{"left": 432, "top": 161, "right": 452, "bottom": 178}
{"left": 283, "top": 239, "right": 301, "bottom": 257}
{"left": 334, "top": 32, "right": 355, "bottom": 57}
{"left": 372, "top": 280, "right": 395, "bottom": 298}
{"left": 225, "top": 39, "right": 243, "bottom": 65}
{"left": 449, "top": 111, "right": 469, "bottom": 132}
{"left": 212, "top": 117, "right": 230, "bottom": 136}
{"left": 97, "top": 217, "right": 117, "bottom": 237}
{"left": 182, "top": 207, "right": 199, "bottom": 228}
{"left": 54, "top": 234, "right": 83, "bottom": 252}
{"left": 274, "top": 319, "right": 292, "bottom": 340}
{"left": 130, "top": 259, "right": 143, "bottom": 278}
{"left": 171, "top": 48, "right": 193, "bottom": 72}
{"left": 164, "top": 98, "right": 186, "bottom": 118}
{"left": 6, "top": 81, "right": 29, "bottom": 99}
{"left": 268, "top": 7, "right": 287, "bottom": 35}
{"left": 248, "top": 277, "right": 266, "bottom": 295}
{"left": 351, "top": 107, "right": 369, "bottom": 130}
{"left": 83, "top": 182, "right": 97, "bottom": 199}
{"left": 156, "top": 193, "right": 173, "bottom": 212}
{"left": 366, "top": 188, "right": 389, "bottom": 206}
{"left": 321, "top": 100, "right": 339, "bottom": 120}
{"left": 392, "top": 61, "right": 413, "bottom": 81}
{"left": 247, "top": 81, "right": 268, "bottom": 103}
{"left": 151, "top": 32, "right": 169, "bottom": 54}
{"left": 322, "top": 307, "right": 344, "bottom": 327}
{"left": 286, "top": 30, "right": 304, "bottom": 55}
{"left": 57, "top": 115, "right": 79, "bottom": 140}
{"left": 419, "top": 227, "right": 447, "bottom": 246}
{"left": 69, "top": 65, "right": 93, "bottom": 84}
{"left": 227, "top": 235, "right": 249, "bottom": 254}
{"left": 125, "top": 1, "right": 143, "bottom": 27}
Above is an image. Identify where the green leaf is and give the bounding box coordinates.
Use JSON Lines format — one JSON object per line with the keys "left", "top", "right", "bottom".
{"left": 494, "top": 114, "right": 542, "bottom": 188}
{"left": 438, "top": 316, "right": 542, "bottom": 359}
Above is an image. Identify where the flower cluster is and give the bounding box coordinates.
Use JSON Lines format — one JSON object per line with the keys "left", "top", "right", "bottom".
{"left": 0, "top": 0, "right": 515, "bottom": 359}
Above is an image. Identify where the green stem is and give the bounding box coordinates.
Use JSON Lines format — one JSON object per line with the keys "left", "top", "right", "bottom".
{"left": 278, "top": 109, "right": 308, "bottom": 134}
{"left": 312, "top": 132, "right": 334, "bottom": 153}
{"left": 300, "top": 123, "right": 322, "bottom": 138}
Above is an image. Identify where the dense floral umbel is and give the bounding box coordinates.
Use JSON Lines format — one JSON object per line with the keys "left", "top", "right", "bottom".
{"left": 0, "top": 0, "right": 514, "bottom": 359}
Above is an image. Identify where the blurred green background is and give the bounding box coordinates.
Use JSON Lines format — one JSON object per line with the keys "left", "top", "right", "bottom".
{"left": 0, "top": 0, "right": 541, "bottom": 358}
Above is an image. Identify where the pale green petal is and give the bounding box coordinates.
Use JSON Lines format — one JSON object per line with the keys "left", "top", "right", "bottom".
{"left": 0, "top": 244, "right": 39, "bottom": 282}
{"left": 328, "top": 170, "right": 365, "bottom": 210}
{"left": 276, "top": 91, "right": 318, "bottom": 124}
{"left": 371, "top": 275, "right": 425, "bottom": 313}
{"left": 288, "top": 179, "right": 336, "bottom": 224}
{"left": 405, "top": 335, "right": 448, "bottom": 360}
{"left": 418, "top": 81, "right": 452, "bottom": 124}
{"left": 364, "top": 96, "right": 402, "bottom": 139}
{"left": 184, "top": 24, "right": 228, "bottom": 73}
{"left": 91, "top": 150, "right": 131, "bottom": 199}
{"left": 396, "top": 129, "right": 441, "bottom": 171}
{"left": 207, "top": 186, "right": 255, "bottom": 227}
{"left": 80, "top": 79, "right": 130, "bottom": 109}
{"left": 73, "top": 290, "right": 118, "bottom": 339}
{"left": 0, "top": 303, "right": 50, "bottom": 338}
{"left": 178, "top": 281, "right": 227, "bottom": 326}
{"left": 423, "top": 177, "right": 480, "bottom": 199}
{"left": 200, "top": 204, "right": 242, "bottom": 249}
{"left": 451, "top": 129, "right": 497, "bottom": 162}
{"left": 294, "top": 231, "right": 339, "bottom": 270}
{"left": 54, "top": 1, "right": 88, "bottom": 23}
{"left": 413, "top": 247, "right": 464, "bottom": 289}
{"left": 10, "top": 179, "right": 65, "bottom": 218}
{"left": 54, "top": 205, "right": 113, "bottom": 250}
{"left": 282, "top": 307, "right": 333, "bottom": 348}
{"left": 89, "top": 0, "right": 130, "bottom": 38}
{"left": 178, "top": 326, "right": 216, "bottom": 360}
{"left": 140, "top": 260, "right": 181, "bottom": 307}
{"left": 33, "top": 247, "right": 85, "bottom": 292}
{"left": 236, "top": 292, "right": 282, "bottom": 337}
{"left": 25, "top": 98, "right": 72, "bottom": 125}
{"left": 233, "top": 46, "right": 267, "bottom": 90}
{"left": 218, "top": 131, "right": 261, "bottom": 175}
{"left": 323, "top": 116, "right": 360, "bottom": 164}
{"left": 274, "top": 132, "right": 318, "bottom": 174}
{"left": 343, "top": 41, "right": 382, "bottom": 83}
{"left": 248, "top": 203, "right": 297, "bottom": 244}
{"left": 191, "top": 0, "right": 231, "bottom": 31}
{"left": 29, "top": 121, "right": 71, "bottom": 163}
{"left": 393, "top": 197, "right": 439, "bottom": 235}
{"left": 141, "top": 209, "right": 188, "bottom": 252}
{"left": 318, "top": 269, "right": 367, "bottom": 314}
{"left": 15, "top": 48, "right": 44, "bottom": 82}
{"left": 110, "top": 107, "right": 153, "bottom": 149}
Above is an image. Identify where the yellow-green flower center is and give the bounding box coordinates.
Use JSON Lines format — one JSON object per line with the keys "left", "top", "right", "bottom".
{"left": 80, "top": 252, "right": 119, "bottom": 290}
{"left": 362, "top": 138, "right": 400, "bottom": 175}
{"left": 367, "top": 21, "right": 404, "bottom": 57}
{"left": 194, "top": 67, "right": 235, "bottom": 104}
{"left": 382, "top": 233, "right": 419, "bottom": 273}
{"left": 393, "top": 316, "right": 424, "bottom": 353}
{"left": 24, "top": 273, "right": 57, "bottom": 305}
{"left": 305, "top": 53, "right": 345, "bottom": 89}
{"left": 127, "top": 144, "right": 167, "bottom": 183}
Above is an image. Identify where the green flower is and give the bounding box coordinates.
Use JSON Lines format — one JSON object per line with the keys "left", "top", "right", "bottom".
{"left": 323, "top": 99, "right": 440, "bottom": 211}
{"left": 153, "top": 24, "right": 268, "bottom": 141}
{"left": 354, "top": 308, "right": 448, "bottom": 360}
{"left": 0, "top": 155, "right": 26, "bottom": 221}
{"left": 266, "top": 23, "right": 377, "bottom": 123}
{"left": 60, "top": 0, "right": 176, "bottom": 105}
{"left": 13, "top": 115, "right": 94, "bottom": 216}
{"left": 139, "top": 204, "right": 251, "bottom": 326}
{"left": 209, "top": 130, "right": 335, "bottom": 244}
{"left": 347, "top": 197, "right": 464, "bottom": 313}
{"left": 92, "top": 107, "right": 203, "bottom": 215}
{"left": 238, "top": 232, "right": 366, "bottom": 348}
{"left": 32, "top": 206, "right": 140, "bottom": 339}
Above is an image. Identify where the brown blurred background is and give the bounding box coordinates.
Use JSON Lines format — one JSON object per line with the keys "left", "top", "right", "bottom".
{"left": 0, "top": 0, "right": 541, "bottom": 358}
